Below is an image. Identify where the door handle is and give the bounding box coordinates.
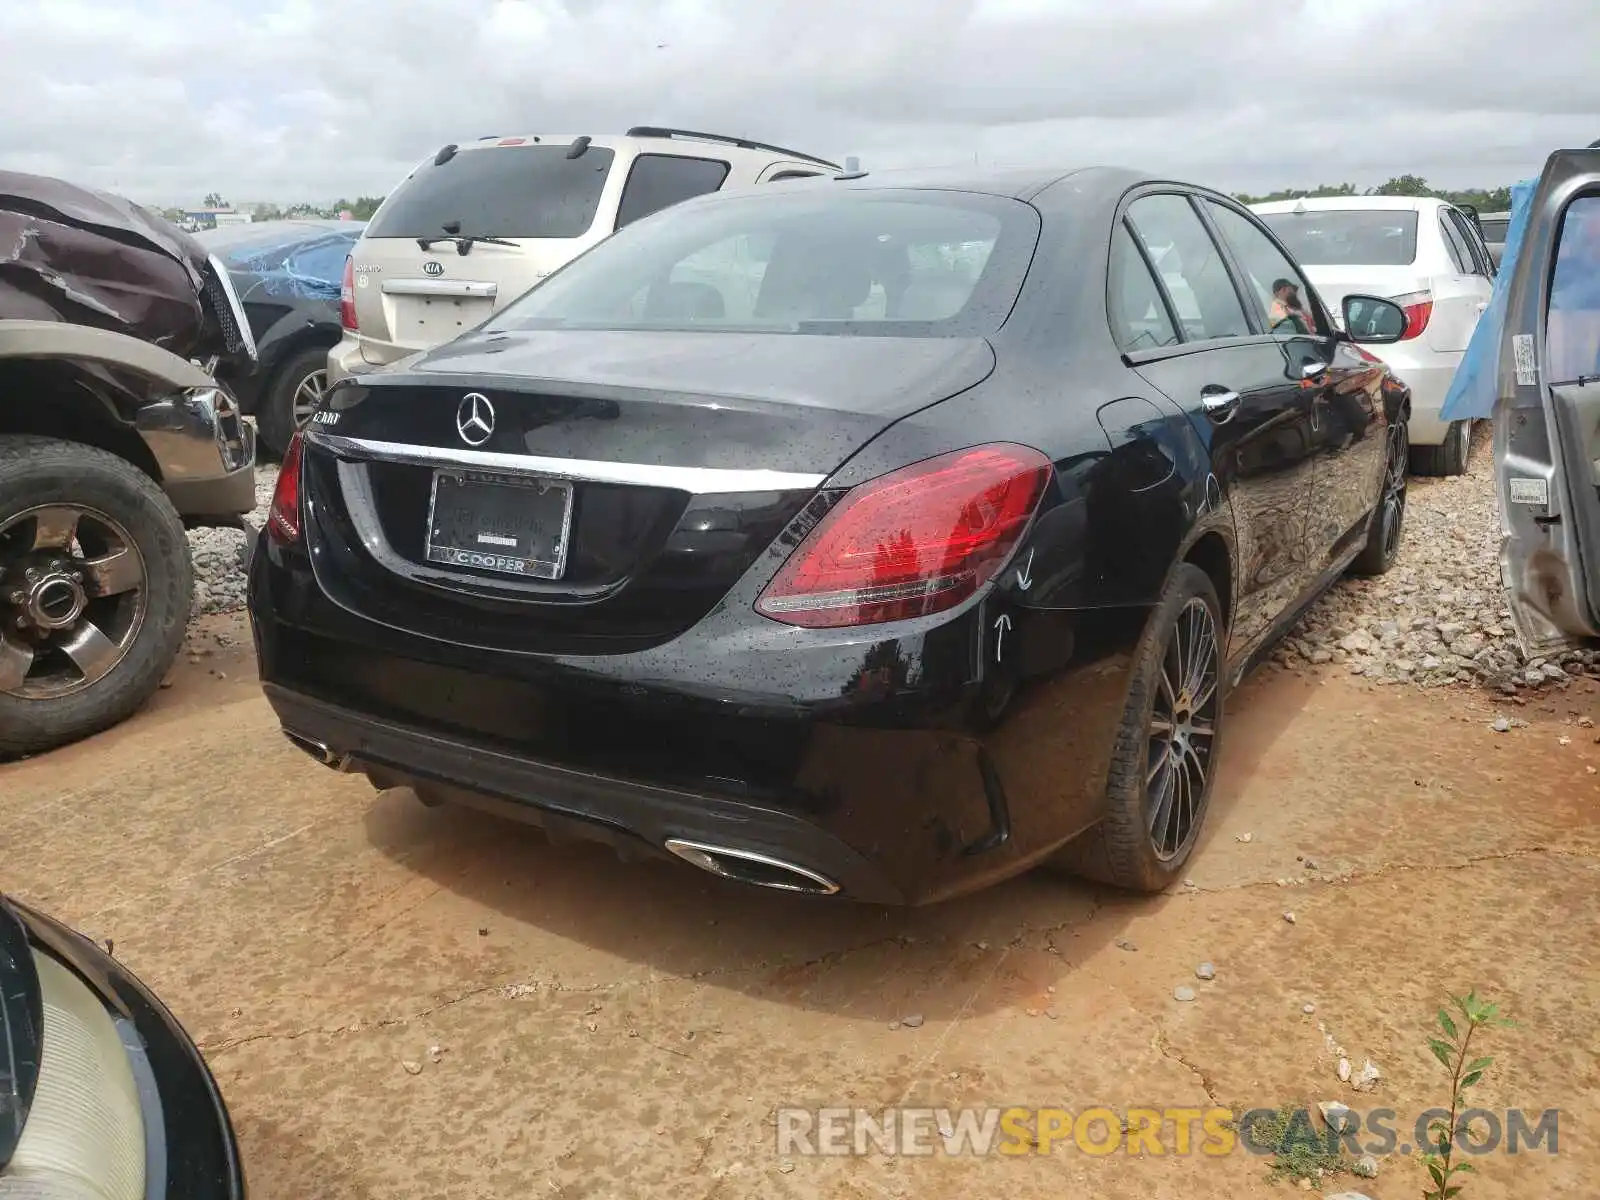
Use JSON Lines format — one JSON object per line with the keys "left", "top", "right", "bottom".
{"left": 1200, "top": 387, "right": 1241, "bottom": 423}
{"left": 1300, "top": 359, "right": 1330, "bottom": 379}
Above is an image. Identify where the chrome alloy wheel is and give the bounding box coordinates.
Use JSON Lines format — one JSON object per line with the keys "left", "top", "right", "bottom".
{"left": 292, "top": 368, "right": 328, "bottom": 430}
{"left": 0, "top": 505, "right": 148, "bottom": 699}
{"left": 1146, "top": 596, "right": 1220, "bottom": 860}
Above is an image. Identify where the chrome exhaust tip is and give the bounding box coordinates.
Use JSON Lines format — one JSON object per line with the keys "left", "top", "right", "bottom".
{"left": 282, "top": 730, "right": 354, "bottom": 772}
{"left": 663, "top": 838, "right": 840, "bottom": 896}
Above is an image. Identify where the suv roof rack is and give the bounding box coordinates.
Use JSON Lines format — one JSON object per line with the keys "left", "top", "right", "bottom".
{"left": 625, "top": 126, "right": 839, "bottom": 171}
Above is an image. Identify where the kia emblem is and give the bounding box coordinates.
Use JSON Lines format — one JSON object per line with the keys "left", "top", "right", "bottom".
{"left": 423, "top": 260, "right": 444, "bottom": 277}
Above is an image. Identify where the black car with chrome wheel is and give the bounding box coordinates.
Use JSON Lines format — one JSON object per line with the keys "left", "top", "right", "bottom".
{"left": 249, "top": 166, "right": 1411, "bottom": 904}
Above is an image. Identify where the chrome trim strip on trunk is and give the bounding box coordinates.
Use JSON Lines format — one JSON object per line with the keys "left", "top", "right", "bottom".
{"left": 303, "top": 431, "right": 827, "bottom": 495}
{"left": 380, "top": 278, "right": 498, "bottom": 299}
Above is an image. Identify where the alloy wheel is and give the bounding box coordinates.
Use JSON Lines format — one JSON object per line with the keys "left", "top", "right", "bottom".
{"left": 291, "top": 368, "right": 328, "bottom": 430}
{"left": 1381, "top": 423, "right": 1408, "bottom": 562}
{"left": 0, "top": 505, "right": 148, "bottom": 699}
{"left": 1146, "top": 596, "right": 1220, "bottom": 860}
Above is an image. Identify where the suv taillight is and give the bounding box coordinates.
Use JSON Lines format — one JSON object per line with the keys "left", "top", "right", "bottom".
{"left": 267, "top": 433, "right": 304, "bottom": 544}
{"left": 1392, "top": 290, "right": 1432, "bottom": 340}
{"left": 755, "top": 444, "right": 1051, "bottom": 629}
{"left": 339, "top": 255, "right": 358, "bottom": 331}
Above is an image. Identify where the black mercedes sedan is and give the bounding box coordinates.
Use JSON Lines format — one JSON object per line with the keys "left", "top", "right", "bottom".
{"left": 248, "top": 166, "right": 1412, "bottom": 905}
{"left": 0, "top": 895, "right": 245, "bottom": 1196}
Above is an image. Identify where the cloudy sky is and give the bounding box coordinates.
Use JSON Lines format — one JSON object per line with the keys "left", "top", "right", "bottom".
{"left": 1, "top": 0, "right": 1594, "bottom": 207}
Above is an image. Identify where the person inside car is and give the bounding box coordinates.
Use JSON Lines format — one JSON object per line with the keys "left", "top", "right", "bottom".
{"left": 1269, "top": 277, "right": 1311, "bottom": 333}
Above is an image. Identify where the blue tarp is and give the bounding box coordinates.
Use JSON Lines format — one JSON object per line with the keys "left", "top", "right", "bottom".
{"left": 1440, "top": 179, "right": 1537, "bottom": 421}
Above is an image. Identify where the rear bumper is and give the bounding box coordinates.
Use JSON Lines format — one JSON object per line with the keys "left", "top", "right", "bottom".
{"left": 264, "top": 683, "right": 908, "bottom": 903}
{"left": 1374, "top": 350, "right": 1458, "bottom": 444}
{"left": 248, "top": 540, "right": 1145, "bottom": 905}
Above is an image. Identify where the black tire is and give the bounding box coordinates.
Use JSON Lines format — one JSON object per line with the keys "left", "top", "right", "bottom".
{"left": 1351, "top": 422, "right": 1408, "bottom": 577}
{"left": 258, "top": 345, "right": 330, "bottom": 459}
{"left": 1049, "top": 562, "right": 1225, "bottom": 891}
{"left": 0, "top": 436, "right": 193, "bottom": 756}
{"left": 1410, "top": 417, "right": 1471, "bottom": 477}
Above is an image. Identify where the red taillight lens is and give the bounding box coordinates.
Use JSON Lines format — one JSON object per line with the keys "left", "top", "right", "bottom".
{"left": 267, "top": 432, "right": 304, "bottom": 544}
{"left": 756, "top": 444, "right": 1052, "bottom": 629}
{"left": 1392, "top": 290, "right": 1432, "bottom": 340}
{"left": 339, "top": 255, "right": 358, "bottom": 330}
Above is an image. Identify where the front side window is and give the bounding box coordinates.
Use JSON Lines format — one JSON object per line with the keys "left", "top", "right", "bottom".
{"left": 1125, "top": 194, "right": 1250, "bottom": 341}
{"left": 367, "top": 145, "right": 616, "bottom": 240}
{"left": 489, "top": 190, "right": 1038, "bottom": 337}
{"left": 615, "top": 155, "right": 731, "bottom": 230}
{"left": 1547, "top": 193, "right": 1600, "bottom": 383}
{"left": 1204, "top": 201, "right": 1317, "bottom": 336}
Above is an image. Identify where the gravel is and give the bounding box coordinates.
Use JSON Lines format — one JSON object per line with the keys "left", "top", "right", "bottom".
{"left": 186, "top": 463, "right": 275, "bottom": 617}
{"left": 1276, "top": 428, "right": 1600, "bottom": 693}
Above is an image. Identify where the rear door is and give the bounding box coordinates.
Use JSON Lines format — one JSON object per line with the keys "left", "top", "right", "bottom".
{"left": 1117, "top": 191, "right": 1321, "bottom": 654}
{"left": 351, "top": 142, "right": 620, "bottom": 363}
{"left": 1496, "top": 149, "right": 1600, "bottom": 652}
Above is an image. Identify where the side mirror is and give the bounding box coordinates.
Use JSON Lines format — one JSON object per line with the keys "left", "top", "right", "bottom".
{"left": 1341, "top": 294, "right": 1409, "bottom": 345}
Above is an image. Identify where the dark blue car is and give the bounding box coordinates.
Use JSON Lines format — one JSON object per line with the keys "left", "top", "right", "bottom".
{"left": 197, "top": 219, "right": 364, "bottom": 456}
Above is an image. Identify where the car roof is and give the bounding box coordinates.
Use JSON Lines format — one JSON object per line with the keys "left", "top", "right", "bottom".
{"left": 760, "top": 164, "right": 1159, "bottom": 203}
{"left": 1251, "top": 195, "right": 1444, "bottom": 214}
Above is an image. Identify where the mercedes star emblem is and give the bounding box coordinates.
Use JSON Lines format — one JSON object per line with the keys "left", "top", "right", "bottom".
{"left": 456, "top": 392, "right": 495, "bottom": 446}
{"left": 423, "top": 260, "right": 444, "bottom": 276}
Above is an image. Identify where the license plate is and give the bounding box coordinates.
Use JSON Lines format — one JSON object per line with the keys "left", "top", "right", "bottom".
{"left": 424, "top": 470, "right": 573, "bottom": 580}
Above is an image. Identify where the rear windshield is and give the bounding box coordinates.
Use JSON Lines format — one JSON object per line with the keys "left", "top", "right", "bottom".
{"left": 488, "top": 189, "right": 1039, "bottom": 338}
{"left": 367, "top": 144, "right": 616, "bottom": 241}
{"left": 1257, "top": 209, "right": 1420, "bottom": 266}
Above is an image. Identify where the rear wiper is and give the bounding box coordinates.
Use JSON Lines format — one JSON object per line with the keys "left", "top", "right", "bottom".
{"left": 416, "top": 224, "right": 517, "bottom": 255}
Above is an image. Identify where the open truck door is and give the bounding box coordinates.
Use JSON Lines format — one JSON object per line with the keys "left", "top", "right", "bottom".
{"left": 1496, "top": 148, "right": 1600, "bottom": 655}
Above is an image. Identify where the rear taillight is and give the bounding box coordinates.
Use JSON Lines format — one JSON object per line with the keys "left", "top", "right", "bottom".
{"left": 1392, "top": 290, "right": 1432, "bottom": 340}
{"left": 339, "top": 255, "right": 358, "bottom": 331}
{"left": 756, "top": 444, "right": 1052, "bottom": 629}
{"left": 267, "top": 432, "right": 304, "bottom": 544}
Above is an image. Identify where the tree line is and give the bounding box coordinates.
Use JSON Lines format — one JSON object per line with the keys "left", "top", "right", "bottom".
{"left": 1234, "top": 175, "right": 1514, "bottom": 213}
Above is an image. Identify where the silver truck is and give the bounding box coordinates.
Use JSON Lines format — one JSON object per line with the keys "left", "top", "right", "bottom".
{"left": 0, "top": 171, "right": 257, "bottom": 755}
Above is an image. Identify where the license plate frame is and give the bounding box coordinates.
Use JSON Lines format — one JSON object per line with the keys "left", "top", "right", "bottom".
{"left": 424, "top": 468, "right": 574, "bottom": 581}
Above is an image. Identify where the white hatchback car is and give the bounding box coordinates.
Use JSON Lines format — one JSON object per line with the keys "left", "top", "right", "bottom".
{"left": 1252, "top": 195, "right": 1496, "bottom": 475}
{"left": 329, "top": 127, "right": 839, "bottom": 385}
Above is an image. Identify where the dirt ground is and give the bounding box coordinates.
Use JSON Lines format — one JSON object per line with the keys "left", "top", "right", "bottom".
{"left": 3, "top": 609, "right": 1598, "bottom": 1200}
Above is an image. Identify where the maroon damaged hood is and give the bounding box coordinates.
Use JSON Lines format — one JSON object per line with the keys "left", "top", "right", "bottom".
{"left": 0, "top": 170, "right": 219, "bottom": 359}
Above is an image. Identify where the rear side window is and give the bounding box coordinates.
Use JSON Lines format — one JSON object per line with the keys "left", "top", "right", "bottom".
{"left": 1126, "top": 194, "right": 1251, "bottom": 341}
{"left": 1547, "top": 194, "right": 1600, "bottom": 383}
{"left": 1204, "top": 201, "right": 1317, "bottom": 336}
{"left": 1258, "top": 209, "right": 1419, "bottom": 266}
{"left": 1107, "top": 224, "right": 1179, "bottom": 351}
{"left": 1439, "top": 211, "right": 1473, "bottom": 273}
{"left": 1480, "top": 217, "right": 1510, "bottom": 242}
{"left": 367, "top": 145, "right": 616, "bottom": 240}
{"left": 615, "top": 155, "right": 731, "bottom": 229}
{"left": 1446, "top": 209, "right": 1491, "bottom": 275}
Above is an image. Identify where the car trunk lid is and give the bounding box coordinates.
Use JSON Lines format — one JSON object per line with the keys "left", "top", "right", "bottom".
{"left": 300, "top": 328, "right": 996, "bottom": 653}
{"left": 349, "top": 140, "right": 622, "bottom": 364}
